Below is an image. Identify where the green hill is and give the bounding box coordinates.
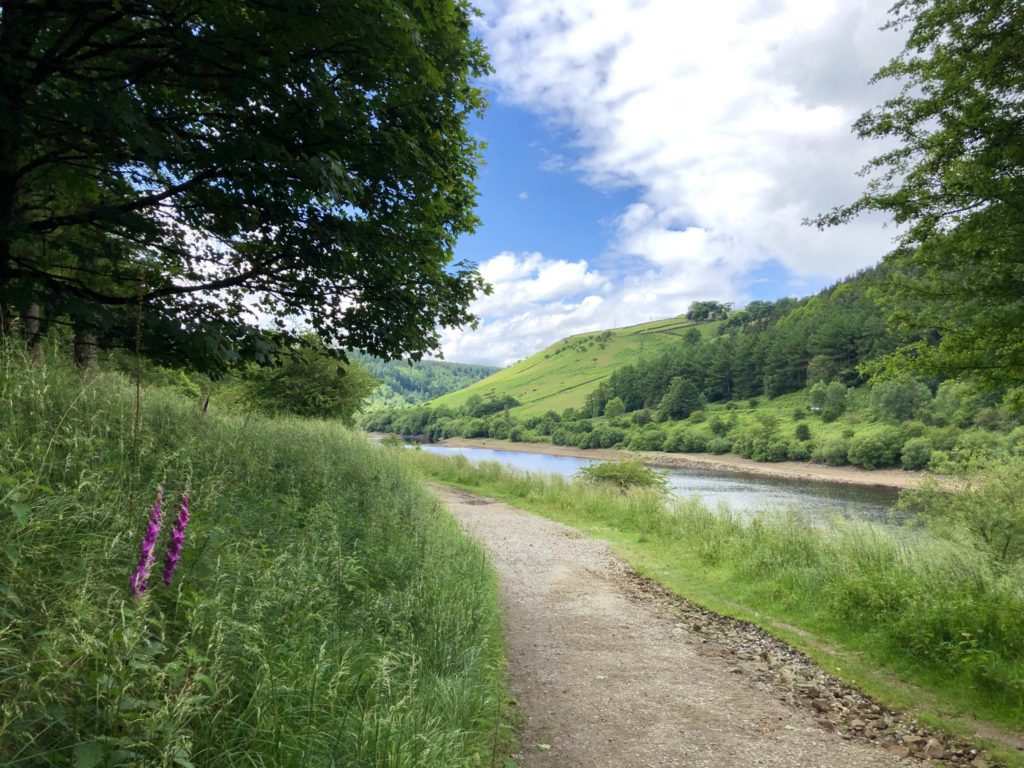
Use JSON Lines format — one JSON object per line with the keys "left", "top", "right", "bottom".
{"left": 430, "top": 316, "right": 720, "bottom": 417}
{"left": 350, "top": 352, "right": 498, "bottom": 410}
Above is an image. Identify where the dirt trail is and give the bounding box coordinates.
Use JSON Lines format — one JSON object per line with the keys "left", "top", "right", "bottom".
{"left": 434, "top": 486, "right": 984, "bottom": 768}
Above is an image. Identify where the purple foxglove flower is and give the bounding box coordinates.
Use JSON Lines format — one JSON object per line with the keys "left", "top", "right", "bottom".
{"left": 162, "top": 493, "right": 191, "bottom": 586}
{"left": 129, "top": 486, "right": 164, "bottom": 598}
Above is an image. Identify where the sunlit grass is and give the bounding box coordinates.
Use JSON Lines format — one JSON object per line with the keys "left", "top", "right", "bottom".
{"left": 407, "top": 448, "right": 1024, "bottom": 733}
{"left": 0, "top": 343, "right": 508, "bottom": 767}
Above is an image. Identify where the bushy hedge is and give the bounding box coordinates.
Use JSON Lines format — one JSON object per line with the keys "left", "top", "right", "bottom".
{"left": 900, "top": 437, "right": 933, "bottom": 470}
{"left": 628, "top": 426, "right": 667, "bottom": 451}
{"left": 847, "top": 426, "right": 904, "bottom": 469}
{"left": 813, "top": 436, "right": 850, "bottom": 466}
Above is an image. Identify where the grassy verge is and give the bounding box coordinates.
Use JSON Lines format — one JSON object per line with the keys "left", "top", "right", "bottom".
{"left": 0, "top": 345, "right": 509, "bottom": 767}
{"left": 405, "top": 449, "right": 1024, "bottom": 764}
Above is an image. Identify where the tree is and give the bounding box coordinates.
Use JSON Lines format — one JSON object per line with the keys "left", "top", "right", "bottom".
{"left": 658, "top": 377, "right": 701, "bottom": 420}
{"left": 870, "top": 378, "right": 932, "bottom": 422}
{"left": 811, "top": 380, "right": 849, "bottom": 422}
{"left": 814, "top": 0, "right": 1024, "bottom": 386}
{"left": 0, "top": 1, "right": 490, "bottom": 372}
{"left": 244, "top": 338, "right": 378, "bottom": 423}
{"left": 604, "top": 396, "right": 625, "bottom": 418}
{"left": 686, "top": 300, "right": 732, "bottom": 322}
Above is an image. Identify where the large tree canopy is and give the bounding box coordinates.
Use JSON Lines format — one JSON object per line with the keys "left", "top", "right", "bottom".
{"left": 0, "top": 0, "right": 490, "bottom": 371}
{"left": 814, "top": 0, "right": 1024, "bottom": 387}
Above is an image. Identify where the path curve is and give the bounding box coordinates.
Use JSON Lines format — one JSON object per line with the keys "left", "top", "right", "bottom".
{"left": 435, "top": 485, "right": 920, "bottom": 768}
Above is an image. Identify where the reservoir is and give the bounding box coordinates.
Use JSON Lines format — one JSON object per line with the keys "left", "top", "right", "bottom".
{"left": 420, "top": 444, "right": 901, "bottom": 523}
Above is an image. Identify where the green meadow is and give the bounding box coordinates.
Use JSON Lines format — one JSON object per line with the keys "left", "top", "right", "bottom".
{"left": 429, "top": 317, "right": 720, "bottom": 417}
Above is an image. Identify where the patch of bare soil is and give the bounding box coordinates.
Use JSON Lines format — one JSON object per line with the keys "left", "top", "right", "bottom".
{"left": 433, "top": 486, "right": 997, "bottom": 768}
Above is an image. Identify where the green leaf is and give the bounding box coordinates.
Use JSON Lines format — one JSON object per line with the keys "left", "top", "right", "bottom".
{"left": 74, "top": 741, "right": 105, "bottom": 768}
{"left": 10, "top": 502, "right": 30, "bottom": 524}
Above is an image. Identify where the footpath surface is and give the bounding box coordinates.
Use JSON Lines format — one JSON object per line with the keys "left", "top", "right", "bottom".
{"left": 434, "top": 485, "right": 985, "bottom": 768}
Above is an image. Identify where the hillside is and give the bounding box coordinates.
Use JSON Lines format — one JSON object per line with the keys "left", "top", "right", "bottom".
{"left": 429, "top": 316, "right": 721, "bottom": 417}
{"left": 350, "top": 353, "right": 498, "bottom": 410}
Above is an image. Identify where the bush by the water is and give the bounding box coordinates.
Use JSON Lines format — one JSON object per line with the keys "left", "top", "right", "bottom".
{"left": 0, "top": 345, "right": 506, "bottom": 767}
{"left": 576, "top": 460, "right": 668, "bottom": 492}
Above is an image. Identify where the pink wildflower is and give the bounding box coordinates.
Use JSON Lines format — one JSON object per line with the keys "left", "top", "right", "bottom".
{"left": 129, "top": 486, "right": 164, "bottom": 598}
{"left": 162, "top": 493, "right": 191, "bottom": 586}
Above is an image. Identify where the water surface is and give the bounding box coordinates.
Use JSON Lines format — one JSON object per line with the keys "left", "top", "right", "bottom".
{"left": 420, "top": 444, "right": 901, "bottom": 523}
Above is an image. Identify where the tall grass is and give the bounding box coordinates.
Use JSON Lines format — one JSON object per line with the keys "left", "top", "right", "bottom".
{"left": 408, "top": 449, "right": 1024, "bottom": 724}
{"left": 0, "top": 344, "right": 507, "bottom": 767}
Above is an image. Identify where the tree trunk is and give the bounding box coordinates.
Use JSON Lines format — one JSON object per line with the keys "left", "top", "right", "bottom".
{"left": 73, "top": 331, "right": 97, "bottom": 369}
{"left": 22, "top": 302, "right": 41, "bottom": 360}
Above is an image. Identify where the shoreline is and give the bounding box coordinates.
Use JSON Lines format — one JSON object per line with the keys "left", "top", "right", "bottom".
{"left": 435, "top": 437, "right": 935, "bottom": 491}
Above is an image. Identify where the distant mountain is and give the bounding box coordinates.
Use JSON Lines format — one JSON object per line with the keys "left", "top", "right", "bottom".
{"left": 351, "top": 353, "right": 498, "bottom": 411}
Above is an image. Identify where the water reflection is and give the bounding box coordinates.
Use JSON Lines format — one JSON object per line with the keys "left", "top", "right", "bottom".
{"left": 419, "top": 444, "right": 901, "bottom": 524}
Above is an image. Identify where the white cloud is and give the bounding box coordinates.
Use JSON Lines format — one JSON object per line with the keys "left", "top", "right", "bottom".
{"left": 448, "top": 0, "right": 906, "bottom": 365}
{"left": 518, "top": 191, "right": 529, "bottom": 200}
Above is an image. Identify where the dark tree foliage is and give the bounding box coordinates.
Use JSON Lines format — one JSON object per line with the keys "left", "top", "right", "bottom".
{"left": 244, "top": 338, "right": 378, "bottom": 423}
{"left": 814, "top": 0, "right": 1024, "bottom": 386}
{"left": 351, "top": 352, "right": 497, "bottom": 408}
{"left": 593, "top": 271, "right": 893, "bottom": 417}
{"left": 0, "top": 1, "right": 490, "bottom": 372}
{"left": 685, "top": 300, "right": 732, "bottom": 322}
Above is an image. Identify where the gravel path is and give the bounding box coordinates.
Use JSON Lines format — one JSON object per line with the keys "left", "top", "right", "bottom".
{"left": 434, "top": 486, "right": 988, "bottom": 768}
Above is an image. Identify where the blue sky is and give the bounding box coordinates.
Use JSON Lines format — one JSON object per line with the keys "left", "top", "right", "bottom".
{"left": 442, "top": 0, "right": 904, "bottom": 366}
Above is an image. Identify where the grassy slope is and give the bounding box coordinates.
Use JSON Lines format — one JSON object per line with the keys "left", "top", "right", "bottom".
{"left": 0, "top": 345, "right": 509, "bottom": 767}
{"left": 430, "top": 316, "right": 719, "bottom": 417}
{"left": 406, "top": 450, "right": 1024, "bottom": 767}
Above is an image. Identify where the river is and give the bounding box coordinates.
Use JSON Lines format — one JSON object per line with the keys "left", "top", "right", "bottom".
{"left": 420, "top": 444, "right": 901, "bottom": 523}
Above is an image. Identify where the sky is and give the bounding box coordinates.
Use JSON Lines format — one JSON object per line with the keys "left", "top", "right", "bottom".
{"left": 440, "top": 0, "right": 907, "bottom": 367}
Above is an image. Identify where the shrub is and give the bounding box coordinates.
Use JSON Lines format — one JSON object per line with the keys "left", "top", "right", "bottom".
{"left": 787, "top": 441, "right": 812, "bottom": 461}
{"left": 1008, "top": 426, "right": 1024, "bottom": 456}
{"left": 589, "top": 426, "right": 627, "bottom": 449}
{"left": 576, "top": 461, "right": 667, "bottom": 492}
{"left": 794, "top": 422, "right": 811, "bottom": 442}
{"left": 847, "top": 427, "right": 904, "bottom": 469}
{"left": 870, "top": 378, "right": 932, "bottom": 422}
{"left": 973, "top": 406, "right": 1005, "bottom": 431}
{"left": 689, "top": 409, "right": 706, "bottom": 423}
{"left": 488, "top": 419, "right": 512, "bottom": 440}
{"left": 792, "top": 407, "right": 808, "bottom": 420}
{"left": 708, "top": 437, "right": 732, "bottom": 454}
{"left": 730, "top": 429, "right": 757, "bottom": 459}
{"left": 604, "top": 396, "right": 625, "bottom": 418}
{"left": 628, "top": 427, "right": 666, "bottom": 451}
{"left": 813, "top": 436, "right": 850, "bottom": 466}
{"left": 899, "top": 420, "right": 927, "bottom": 440}
{"left": 900, "top": 459, "right": 1024, "bottom": 567}
{"left": 948, "top": 428, "right": 1006, "bottom": 467}
{"left": 708, "top": 414, "right": 730, "bottom": 436}
{"left": 762, "top": 438, "right": 790, "bottom": 462}
{"left": 663, "top": 428, "right": 687, "bottom": 453}
{"left": 551, "top": 427, "right": 573, "bottom": 445}
{"left": 901, "top": 437, "right": 933, "bottom": 470}
{"left": 632, "top": 409, "right": 652, "bottom": 425}
{"left": 822, "top": 381, "right": 848, "bottom": 422}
